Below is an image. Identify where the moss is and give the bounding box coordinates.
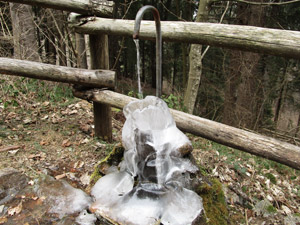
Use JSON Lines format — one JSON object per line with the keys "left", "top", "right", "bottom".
{"left": 196, "top": 178, "right": 229, "bottom": 225}
{"left": 89, "top": 143, "right": 124, "bottom": 187}
{"left": 265, "top": 173, "right": 277, "bottom": 184}
{"left": 266, "top": 205, "right": 277, "bottom": 213}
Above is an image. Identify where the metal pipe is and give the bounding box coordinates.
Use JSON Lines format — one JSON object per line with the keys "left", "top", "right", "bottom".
{"left": 133, "top": 5, "right": 162, "bottom": 98}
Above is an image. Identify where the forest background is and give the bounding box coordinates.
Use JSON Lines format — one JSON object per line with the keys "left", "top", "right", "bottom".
{"left": 1, "top": 0, "right": 300, "bottom": 142}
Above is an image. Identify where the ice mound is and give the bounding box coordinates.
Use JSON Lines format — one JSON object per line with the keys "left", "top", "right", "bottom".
{"left": 91, "top": 96, "right": 203, "bottom": 225}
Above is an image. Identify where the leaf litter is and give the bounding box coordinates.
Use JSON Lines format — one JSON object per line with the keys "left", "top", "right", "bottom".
{"left": 0, "top": 91, "right": 299, "bottom": 224}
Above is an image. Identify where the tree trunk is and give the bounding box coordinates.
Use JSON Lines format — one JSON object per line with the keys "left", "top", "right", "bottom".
{"left": 75, "top": 33, "right": 87, "bottom": 69}
{"left": 55, "top": 11, "right": 67, "bottom": 66}
{"left": 223, "top": 1, "right": 266, "bottom": 129}
{"left": 183, "top": 0, "right": 209, "bottom": 114}
{"left": 44, "top": 9, "right": 57, "bottom": 64}
{"left": 9, "top": 3, "right": 40, "bottom": 61}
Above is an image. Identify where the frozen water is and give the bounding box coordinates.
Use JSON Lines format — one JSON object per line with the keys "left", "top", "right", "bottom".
{"left": 134, "top": 39, "right": 143, "bottom": 98}
{"left": 161, "top": 188, "right": 203, "bottom": 225}
{"left": 37, "top": 176, "right": 92, "bottom": 218}
{"left": 75, "top": 210, "right": 97, "bottom": 225}
{"left": 91, "top": 96, "right": 203, "bottom": 224}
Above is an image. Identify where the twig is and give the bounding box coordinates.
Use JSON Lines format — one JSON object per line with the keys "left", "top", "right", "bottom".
{"left": 201, "top": 1, "right": 230, "bottom": 60}
{"left": 0, "top": 145, "right": 22, "bottom": 152}
{"left": 159, "top": 0, "right": 186, "bottom": 21}
{"left": 112, "top": 37, "right": 125, "bottom": 70}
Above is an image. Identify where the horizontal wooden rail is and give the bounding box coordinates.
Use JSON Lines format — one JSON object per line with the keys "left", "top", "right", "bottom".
{"left": 70, "top": 17, "right": 300, "bottom": 59}
{"left": 1, "top": 0, "right": 113, "bottom": 17}
{"left": 0, "top": 57, "right": 115, "bottom": 88}
{"left": 73, "top": 89, "right": 300, "bottom": 170}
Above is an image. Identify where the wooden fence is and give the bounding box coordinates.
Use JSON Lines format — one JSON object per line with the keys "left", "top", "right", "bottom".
{"left": 1, "top": 0, "right": 300, "bottom": 170}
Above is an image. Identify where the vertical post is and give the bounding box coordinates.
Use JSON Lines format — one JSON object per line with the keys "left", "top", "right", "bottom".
{"left": 89, "top": 34, "right": 112, "bottom": 142}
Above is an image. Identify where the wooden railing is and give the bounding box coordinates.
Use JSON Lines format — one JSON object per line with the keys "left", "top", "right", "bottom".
{"left": 1, "top": 0, "right": 300, "bottom": 170}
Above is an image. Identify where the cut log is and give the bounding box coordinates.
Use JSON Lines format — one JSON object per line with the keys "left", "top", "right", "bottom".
{"left": 73, "top": 89, "right": 300, "bottom": 170}
{"left": 0, "top": 57, "right": 115, "bottom": 88}
{"left": 70, "top": 17, "right": 300, "bottom": 59}
{"left": 1, "top": 0, "right": 113, "bottom": 17}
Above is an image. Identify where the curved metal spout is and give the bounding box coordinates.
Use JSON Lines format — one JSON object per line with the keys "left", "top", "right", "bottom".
{"left": 133, "top": 5, "right": 162, "bottom": 98}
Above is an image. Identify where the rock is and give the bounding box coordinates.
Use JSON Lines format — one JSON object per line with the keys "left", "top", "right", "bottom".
{"left": 284, "top": 214, "right": 300, "bottom": 225}
{"left": 254, "top": 199, "right": 277, "bottom": 217}
{"left": 37, "top": 175, "right": 92, "bottom": 218}
{"left": 0, "top": 171, "right": 93, "bottom": 225}
{"left": 0, "top": 168, "right": 28, "bottom": 205}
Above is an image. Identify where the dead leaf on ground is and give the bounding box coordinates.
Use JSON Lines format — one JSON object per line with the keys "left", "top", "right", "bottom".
{"left": 55, "top": 173, "right": 66, "bottom": 180}
{"left": 28, "top": 154, "right": 41, "bottom": 159}
{"left": 68, "top": 109, "right": 78, "bottom": 115}
{"left": 0, "top": 217, "right": 7, "bottom": 224}
{"left": 23, "top": 118, "right": 32, "bottom": 124}
{"left": 74, "top": 161, "right": 84, "bottom": 169}
{"left": 8, "top": 201, "right": 22, "bottom": 216}
{"left": 41, "top": 115, "right": 48, "bottom": 120}
{"left": 62, "top": 139, "right": 72, "bottom": 147}
{"left": 42, "top": 101, "right": 50, "bottom": 107}
{"left": 40, "top": 140, "right": 49, "bottom": 146}
{"left": 8, "top": 149, "right": 19, "bottom": 155}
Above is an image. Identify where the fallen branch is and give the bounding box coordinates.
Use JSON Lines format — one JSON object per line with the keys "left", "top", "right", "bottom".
{"left": 0, "top": 145, "right": 22, "bottom": 152}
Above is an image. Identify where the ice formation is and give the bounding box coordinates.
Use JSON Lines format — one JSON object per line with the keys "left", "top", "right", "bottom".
{"left": 91, "top": 96, "right": 203, "bottom": 225}
{"left": 37, "top": 176, "right": 92, "bottom": 218}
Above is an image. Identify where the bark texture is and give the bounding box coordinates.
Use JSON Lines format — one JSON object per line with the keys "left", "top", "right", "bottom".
{"left": 223, "top": 1, "right": 265, "bottom": 129}
{"left": 9, "top": 3, "right": 40, "bottom": 61}
{"left": 0, "top": 57, "right": 115, "bottom": 88}
{"left": 89, "top": 34, "right": 112, "bottom": 142}
{"left": 183, "top": 0, "right": 209, "bottom": 114}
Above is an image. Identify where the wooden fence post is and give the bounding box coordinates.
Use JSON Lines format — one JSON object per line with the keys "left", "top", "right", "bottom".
{"left": 89, "top": 34, "right": 112, "bottom": 142}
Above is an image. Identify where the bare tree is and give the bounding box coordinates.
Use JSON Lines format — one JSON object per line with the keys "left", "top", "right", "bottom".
{"left": 9, "top": 3, "right": 40, "bottom": 61}
{"left": 223, "top": 1, "right": 266, "bottom": 129}
{"left": 183, "top": 0, "right": 209, "bottom": 114}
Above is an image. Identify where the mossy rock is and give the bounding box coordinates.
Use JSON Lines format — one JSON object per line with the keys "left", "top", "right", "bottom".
{"left": 196, "top": 177, "right": 229, "bottom": 225}
{"left": 89, "top": 143, "right": 124, "bottom": 187}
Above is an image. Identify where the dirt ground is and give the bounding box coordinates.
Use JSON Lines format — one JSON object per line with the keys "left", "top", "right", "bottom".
{"left": 0, "top": 82, "right": 300, "bottom": 224}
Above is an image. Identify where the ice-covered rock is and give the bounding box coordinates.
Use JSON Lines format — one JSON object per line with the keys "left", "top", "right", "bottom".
{"left": 37, "top": 176, "right": 92, "bottom": 218}
{"left": 75, "top": 210, "right": 97, "bottom": 225}
{"left": 91, "top": 96, "right": 203, "bottom": 224}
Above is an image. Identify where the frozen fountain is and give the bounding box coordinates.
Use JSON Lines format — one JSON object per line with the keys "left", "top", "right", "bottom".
{"left": 90, "top": 6, "right": 204, "bottom": 225}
